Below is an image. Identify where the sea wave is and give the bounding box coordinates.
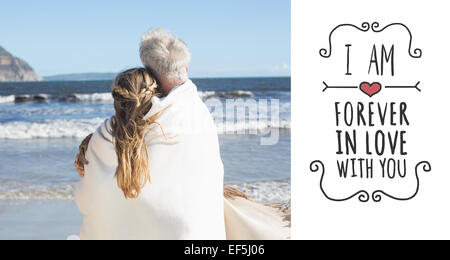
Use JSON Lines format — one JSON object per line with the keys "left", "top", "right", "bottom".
{"left": 72, "top": 93, "right": 113, "bottom": 102}
{"left": 0, "top": 90, "right": 259, "bottom": 104}
{"left": 230, "top": 179, "right": 290, "bottom": 205}
{"left": 15, "top": 94, "right": 51, "bottom": 103}
{"left": 0, "top": 118, "right": 105, "bottom": 139}
{"left": 0, "top": 181, "right": 76, "bottom": 201}
{"left": 0, "top": 118, "right": 290, "bottom": 139}
{"left": 0, "top": 94, "right": 52, "bottom": 103}
{"left": 0, "top": 95, "right": 15, "bottom": 104}
{"left": 198, "top": 90, "right": 254, "bottom": 99}
{"left": 215, "top": 120, "right": 291, "bottom": 134}
{"left": 0, "top": 179, "right": 290, "bottom": 205}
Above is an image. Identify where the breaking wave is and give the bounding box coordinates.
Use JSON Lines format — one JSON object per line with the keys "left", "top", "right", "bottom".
{"left": 0, "top": 117, "right": 290, "bottom": 139}
{"left": 230, "top": 179, "right": 290, "bottom": 205}
{"left": 0, "top": 118, "right": 105, "bottom": 139}
{"left": 0, "top": 90, "right": 258, "bottom": 104}
{"left": 0, "top": 95, "right": 15, "bottom": 104}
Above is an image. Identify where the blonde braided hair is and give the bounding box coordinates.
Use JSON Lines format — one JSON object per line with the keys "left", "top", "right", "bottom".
{"left": 111, "top": 68, "right": 167, "bottom": 199}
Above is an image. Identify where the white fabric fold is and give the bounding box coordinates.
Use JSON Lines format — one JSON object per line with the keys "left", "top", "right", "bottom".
{"left": 224, "top": 198, "right": 290, "bottom": 240}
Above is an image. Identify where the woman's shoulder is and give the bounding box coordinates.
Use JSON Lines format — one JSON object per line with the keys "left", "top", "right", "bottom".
{"left": 87, "top": 118, "right": 115, "bottom": 154}
{"left": 86, "top": 118, "right": 112, "bottom": 144}
{"left": 82, "top": 118, "right": 117, "bottom": 174}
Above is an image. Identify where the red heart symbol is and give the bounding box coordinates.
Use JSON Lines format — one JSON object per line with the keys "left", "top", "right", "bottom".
{"left": 359, "top": 82, "right": 382, "bottom": 97}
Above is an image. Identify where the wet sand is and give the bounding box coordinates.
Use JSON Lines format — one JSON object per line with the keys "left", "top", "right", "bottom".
{"left": 0, "top": 200, "right": 81, "bottom": 240}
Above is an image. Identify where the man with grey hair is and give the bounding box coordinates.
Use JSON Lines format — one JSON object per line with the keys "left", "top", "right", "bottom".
{"left": 138, "top": 30, "right": 289, "bottom": 239}
{"left": 133, "top": 28, "right": 227, "bottom": 238}
{"left": 140, "top": 28, "right": 192, "bottom": 96}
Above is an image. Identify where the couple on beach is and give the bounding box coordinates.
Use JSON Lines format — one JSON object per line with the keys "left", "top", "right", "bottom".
{"left": 73, "top": 28, "right": 289, "bottom": 240}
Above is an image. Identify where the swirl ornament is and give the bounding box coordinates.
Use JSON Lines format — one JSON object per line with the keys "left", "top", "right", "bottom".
{"left": 371, "top": 161, "right": 431, "bottom": 202}
{"left": 310, "top": 161, "right": 431, "bottom": 203}
{"left": 371, "top": 22, "right": 422, "bottom": 58}
{"left": 319, "top": 22, "right": 370, "bottom": 58}
{"left": 310, "top": 160, "right": 370, "bottom": 202}
{"left": 319, "top": 22, "right": 422, "bottom": 59}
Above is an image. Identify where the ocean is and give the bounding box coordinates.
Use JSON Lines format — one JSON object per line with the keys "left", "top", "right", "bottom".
{"left": 0, "top": 77, "right": 291, "bottom": 239}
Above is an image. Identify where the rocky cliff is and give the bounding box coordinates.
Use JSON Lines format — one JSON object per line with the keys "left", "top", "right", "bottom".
{"left": 0, "top": 46, "right": 43, "bottom": 82}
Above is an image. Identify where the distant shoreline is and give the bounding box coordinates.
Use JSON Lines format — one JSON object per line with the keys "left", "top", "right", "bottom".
{"left": 43, "top": 73, "right": 117, "bottom": 81}
{"left": 43, "top": 73, "right": 291, "bottom": 82}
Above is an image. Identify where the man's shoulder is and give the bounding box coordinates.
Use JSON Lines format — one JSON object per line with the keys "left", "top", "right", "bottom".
{"left": 155, "top": 95, "right": 216, "bottom": 136}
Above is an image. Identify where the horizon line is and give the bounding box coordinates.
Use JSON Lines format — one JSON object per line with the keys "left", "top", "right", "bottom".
{"left": 42, "top": 73, "right": 291, "bottom": 80}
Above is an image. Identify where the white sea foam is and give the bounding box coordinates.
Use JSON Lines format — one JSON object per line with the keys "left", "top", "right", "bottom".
{"left": 229, "top": 90, "right": 254, "bottom": 97}
{"left": 0, "top": 94, "right": 51, "bottom": 103}
{"left": 15, "top": 94, "right": 51, "bottom": 102}
{"left": 0, "top": 118, "right": 105, "bottom": 139}
{"left": 0, "top": 95, "right": 16, "bottom": 104}
{"left": 0, "top": 179, "right": 290, "bottom": 205}
{"left": 74, "top": 93, "right": 113, "bottom": 102}
{"left": 0, "top": 184, "right": 75, "bottom": 200}
{"left": 0, "top": 117, "right": 290, "bottom": 139}
{"left": 231, "top": 180, "right": 290, "bottom": 205}
{"left": 197, "top": 91, "right": 216, "bottom": 99}
{"left": 215, "top": 120, "right": 291, "bottom": 134}
{"left": 74, "top": 90, "right": 256, "bottom": 103}
{"left": 0, "top": 90, "right": 259, "bottom": 104}
{"left": 72, "top": 91, "right": 255, "bottom": 102}
{"left": 198, "top": 90, "right": 254, "bottom": 99}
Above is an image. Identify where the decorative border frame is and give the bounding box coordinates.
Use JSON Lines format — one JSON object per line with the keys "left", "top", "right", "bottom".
{"left": 311, "top": 22, "right": 431, "bottom": 202}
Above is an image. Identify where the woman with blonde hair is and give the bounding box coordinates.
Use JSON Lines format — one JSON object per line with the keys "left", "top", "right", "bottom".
{"left": 75, "top": 68, "right": 226, "bottom": 239}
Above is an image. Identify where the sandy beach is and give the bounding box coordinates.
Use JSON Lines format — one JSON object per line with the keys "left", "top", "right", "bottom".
{"left": 0, "top": 200, "right": 81, "bottom": 239}
{"left": 0, "top": 196, "right": 290, "bottom": 240}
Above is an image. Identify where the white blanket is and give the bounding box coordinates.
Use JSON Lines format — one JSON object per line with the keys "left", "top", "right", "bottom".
{"left": 75, "top": 80, "right": 226, "bottom": 240}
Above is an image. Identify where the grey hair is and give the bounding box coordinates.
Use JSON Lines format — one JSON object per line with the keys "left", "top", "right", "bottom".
{"left": 140, "top": 28, "right": 191, "bottom": 82}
